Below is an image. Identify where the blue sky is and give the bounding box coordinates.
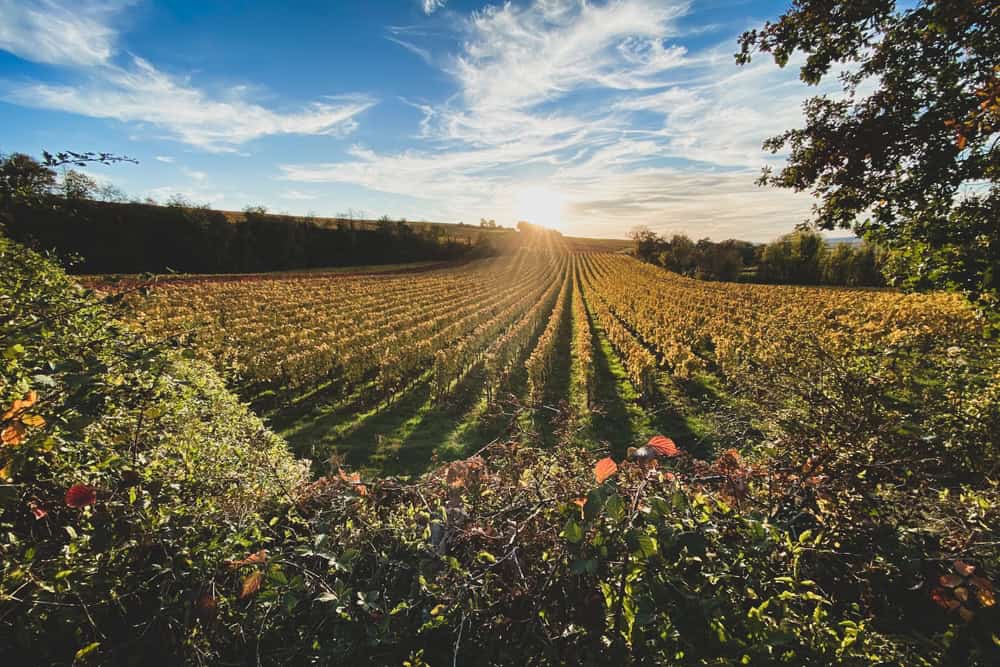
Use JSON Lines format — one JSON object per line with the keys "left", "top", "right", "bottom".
{"left": 0, "top": 0, "right": 835, "bottom": 241}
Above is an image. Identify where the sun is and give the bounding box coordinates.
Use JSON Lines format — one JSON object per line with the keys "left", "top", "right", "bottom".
{"left": 513, "top": 186, "right": 567, "bottom": 232}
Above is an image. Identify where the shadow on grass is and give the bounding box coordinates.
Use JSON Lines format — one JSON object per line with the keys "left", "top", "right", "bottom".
{"left": 338, "top": 379, "right": 435, "bottom": 472}
{"left": 589, "top": 320, "right": 637, "bottom": 458}
{"left": 645, "top": 375, "right": 714, "bottom": 460}
{"left": 385, "top": 367, "right": 493, "bottom": 475}
{"left": 533, "top": 311, "right": 573, "bottom": 448}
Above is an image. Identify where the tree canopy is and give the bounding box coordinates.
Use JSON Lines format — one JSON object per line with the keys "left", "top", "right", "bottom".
{"left": 738, "top": 0, "right": 999, "bottom": 309}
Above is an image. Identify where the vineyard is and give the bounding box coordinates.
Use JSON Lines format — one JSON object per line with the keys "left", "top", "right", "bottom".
{"left": 5, "top": 234, "right": 999, "bottom": 664}
{"left": 118, "top": 241, "right": 986, "bottom": 476}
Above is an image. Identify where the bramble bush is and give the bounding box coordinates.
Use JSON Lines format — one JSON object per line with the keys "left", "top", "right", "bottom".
{"left": 0, "top": 237, "right": 307, "bottom": 663}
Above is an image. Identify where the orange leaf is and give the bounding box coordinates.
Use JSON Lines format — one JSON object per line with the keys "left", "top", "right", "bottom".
{"left": 953, "top": 560, "right": 975, "bottom": 577}
{"left": 940, "top": 574, "right": 963, "bottom": 588}
{"left": 239, "top": 570, "right": 263, "bottom": 600}
{"left": 226, "top": 549, "right": 268, "bottom": 570}
{"left": 977, "top": 588, "right": 996, "bottom": 608}
{"left": 647, "top": 435, "right": 681, "bottom": 457}
{"left": 1, "top": 422, "right": 26, "bottom": 446}
{"left": 2, "top": 390, "right": 37, "bottom": 420}
{"left": 338, "top": 468, "right": 361, "bottom": 484}
{"left": 594, "top": 457, "right": 618, "bottom": 484}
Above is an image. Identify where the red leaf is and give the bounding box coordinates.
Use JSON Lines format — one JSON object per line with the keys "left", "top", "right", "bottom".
{"left": 647, "top": 435, "right": 681, "bottom": 457}
{"left": 930, "top": 587, "right": 951, "bottom": 609}
{"left": 953, "top": 560, "right": 975, "bottom": 577}
{"left": 594, "top": 457, "right": 618, "bottom": 484}
{"left": 28, "top": 500, "right": 47, "bottom": 520}
{"left": 65, "top": 483, "right": 97, "bottom": 508}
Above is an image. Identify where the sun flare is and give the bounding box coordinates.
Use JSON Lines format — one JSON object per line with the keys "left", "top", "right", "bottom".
{"left": 513, "top": 186, "right": 567, "bottom": 232}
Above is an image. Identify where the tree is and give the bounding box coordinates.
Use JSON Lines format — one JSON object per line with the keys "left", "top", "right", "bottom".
{"left": 757, "top": 230, "right": 827, "bottom": 285}
{"left": 0, "top": 153, "right": 56, "bottom": 204}
{"left": 61, "top": 169, "right": 98, "bottom": 200}
{"left": 628, "top": 225, "right": 663, "bottom": 264}
{"left": 663, "top": 234, "right": 697, "bottom": 275}
{"left": 738, "top": 0, "right": 999, "bottom": 308}
{"left": 95, "top": 182, "right": 129, "bottom": 203}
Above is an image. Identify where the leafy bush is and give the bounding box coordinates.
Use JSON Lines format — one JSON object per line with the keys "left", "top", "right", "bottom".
{"left": 0, "top": 237, "right": 308, "bottom": 662}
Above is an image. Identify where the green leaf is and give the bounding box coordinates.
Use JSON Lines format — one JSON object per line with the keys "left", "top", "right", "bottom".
{"left": 31, "top": 374, "right": 56, "bottom": 387}
{"left": 562, "top": 517, "right": 584, "bottom": 544}
{"left": 570, "top": 558, "right": 598, "bottom": 575}
{"left": 4, "top": 344, "right": 25, "bottom": 360}
{"left": 634, "top": 534, "right": 658, "bottom": 558}
{"left": 583, "top": 487, "right": 606, "bottom": 521}
{"left": 605, "top": 494, "right": 625, "bottom": 522}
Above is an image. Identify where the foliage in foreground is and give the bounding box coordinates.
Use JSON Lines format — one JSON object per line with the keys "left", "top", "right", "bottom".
{"left": 2, "top": 238, "right": 999, "bottom": 665}
{"left": 0, "top": 236, "right": 308, "bottom": 662}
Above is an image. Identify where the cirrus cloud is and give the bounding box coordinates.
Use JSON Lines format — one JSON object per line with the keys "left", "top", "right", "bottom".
{"left": 0, "top": 0, "right": 375, "bottom": 151}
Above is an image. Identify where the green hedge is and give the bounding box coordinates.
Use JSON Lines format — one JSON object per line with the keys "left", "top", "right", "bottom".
{"left": 3, "top": 199, "right": 481, "bottom": 274}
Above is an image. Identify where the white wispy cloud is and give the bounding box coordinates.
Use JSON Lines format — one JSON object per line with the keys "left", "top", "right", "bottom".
{"left": 0, "top": 0, "right": 375, "bottom": 151}
{"left": 0, "top": 0, "right": 127, "bottom": 66}
{"left": 422, "top": 0, "right": 446, "bottom": 16}
{"left": 386, "top": 36, "right": 434, "bottom": 65}
{"left": 281, "top": 0, "right": 824, "bottom": 240}
{"left": 154, "top": 155, "right": 174, "bottom": 163}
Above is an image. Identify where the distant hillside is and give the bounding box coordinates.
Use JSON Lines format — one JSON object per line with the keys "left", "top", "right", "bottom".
{"left": 216, "top": 209, "right": 517, "bottom": 242}
{"left": 825, "top": 236, "right": 863, "bottom": 246}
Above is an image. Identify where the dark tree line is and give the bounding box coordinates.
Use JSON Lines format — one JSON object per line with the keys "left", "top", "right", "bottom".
{"left": 631, "top": 226, "right": 885, "bottom": 287}
{"left": 0, "top": 152, "right": 492, "bottom": 274}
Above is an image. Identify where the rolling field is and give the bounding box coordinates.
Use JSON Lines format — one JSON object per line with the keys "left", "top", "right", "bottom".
{"left": 118, "top": 238, "right": 980, "bottom": 476}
